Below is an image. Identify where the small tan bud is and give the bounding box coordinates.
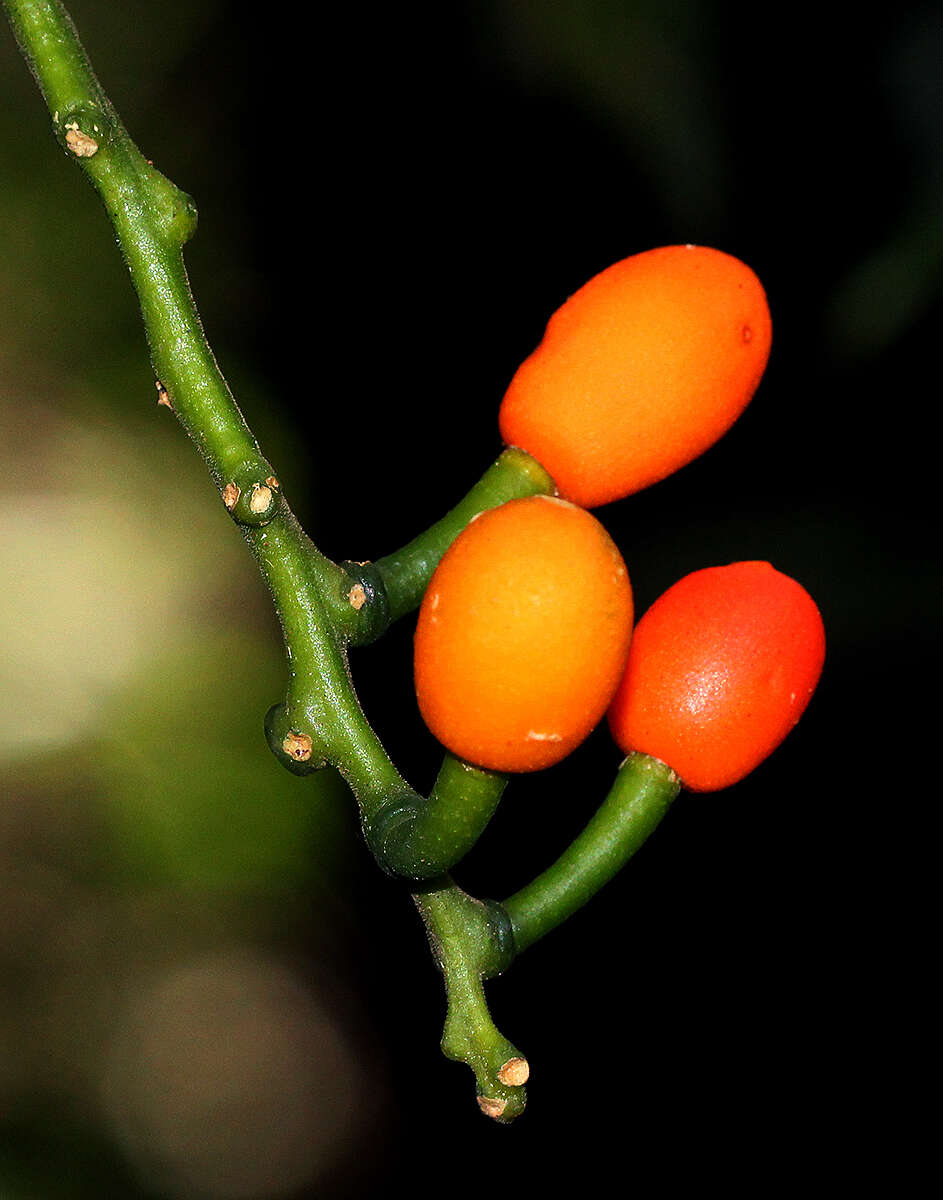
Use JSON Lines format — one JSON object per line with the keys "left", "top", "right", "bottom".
{"left": 282, "top": 731, "right": 313, "bottom": 762}
{"left": 265, "top": 475, "right": 280, "bottom": 489}
{"left": 248, "top": 484, "right": 273, "bottom": 514}
{"left": 497, "top": 1057, "right": 529, "bottom": 1086}
{"left": 348, "top": 583, "right": 367, "bottom": 611}
{"left": 477, "top": 1096, "right": 507, "bottom": 1120}
{"left": 155, "top": 380, "right": 172, "bottom": 408}
{"left": 221, "top": 482, "right": 241, "bottom": 510}
{"left": 64, "top": 124, "right": 99, "bottom": 157}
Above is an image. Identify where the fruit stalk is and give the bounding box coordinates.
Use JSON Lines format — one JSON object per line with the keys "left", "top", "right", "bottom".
{"left": 502, "top": 752, "right": 680, "bottom": 953}
{"left": 368, "top": 754, "right": 508, "bottom": 879}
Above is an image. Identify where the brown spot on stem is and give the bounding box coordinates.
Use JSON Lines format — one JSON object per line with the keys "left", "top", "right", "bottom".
{"left": 265, "top": 475, "right": 280, "bottom": 489}
{"left": 221, "top": 483, "right": 241, "bottom": 510}
{"left": 497, "top": 1057, "right": 529, "bottom": 1086}
{"left": 282, "top": 731, "right": 313, "bottom": 762}
{"left": 155, "top": 380, "right": 172, "bottom": 408}
{"left": 249, "top": 484, "right": 273, "bottom": 514}
{"left": 64, "top": 125, "right": 99, "bottom": 157}
{"left": 348, "top": 583, "right": 367, "bottom": 611}
{"left": 477, "top": 1096, "right": 507, "bottom": 1120}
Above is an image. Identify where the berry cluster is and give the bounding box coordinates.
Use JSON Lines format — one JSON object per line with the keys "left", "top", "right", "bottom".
{"left": 414, "top": 245, "right": 823, "bottom": 792}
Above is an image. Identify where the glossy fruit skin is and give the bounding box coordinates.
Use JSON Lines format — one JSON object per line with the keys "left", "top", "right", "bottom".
{"left": 414, "top": 495, "right": 634, "bottom": 772}
{"left": 499, "top": 245, "right": 772, "bottom": 508}
{"left": 607, "top": 562, "right": 824, "bottom": 792}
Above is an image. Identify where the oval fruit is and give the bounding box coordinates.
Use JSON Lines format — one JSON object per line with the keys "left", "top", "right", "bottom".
{"left": 608, "top": 561, "right": 824, "bottom": 791}
{"left": 499, "top": 245, "right": 772, "bottom": 507}
{"left": 414, "top": 496, "right": 634, "bottom": 772}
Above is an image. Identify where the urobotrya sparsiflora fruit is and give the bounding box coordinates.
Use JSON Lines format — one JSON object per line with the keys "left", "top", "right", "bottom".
{"left": 414, "top": 495, "right": 634, "bottom": 772}
{"left": 607, "top": 561, "right": 825, "bottom": 792}
{"left": 499, "top": 244, "right": 772, "bottom": 507}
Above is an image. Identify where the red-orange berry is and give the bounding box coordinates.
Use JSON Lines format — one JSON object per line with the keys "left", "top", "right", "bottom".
{"left": 607, "top": 562, "right": 824, "bottom": 791}
{"left": 499, "top": 245, "right": 772, "bottom": 507}
{"left": 414, "top": 496, "right": 634, "bottom": 772}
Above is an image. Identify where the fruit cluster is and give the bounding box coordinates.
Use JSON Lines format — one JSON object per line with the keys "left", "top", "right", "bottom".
{"left": 414, "top": 245, "right": 824, "bottom": 792}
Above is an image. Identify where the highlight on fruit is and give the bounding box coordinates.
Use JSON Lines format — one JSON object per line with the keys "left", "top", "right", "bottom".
{"left": 607, "top": 561, "right": 824, "bottom": 791}
{"left": 499, "top": 244, "right": 772, "bottom": 507}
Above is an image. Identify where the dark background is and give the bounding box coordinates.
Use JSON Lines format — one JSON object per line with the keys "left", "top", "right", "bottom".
{"left": 1, "top": 0, "right": 935, "bottom": 1195}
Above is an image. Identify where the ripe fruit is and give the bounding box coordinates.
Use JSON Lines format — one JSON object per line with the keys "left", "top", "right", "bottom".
{"left": 414, "top": 495, "right": 634, "bottom": 772}
{"left": 607, "top": 562, "right": 824, "bottom": 792}
{"left": 499, "top": 244, "right": 772, "bottom": 507}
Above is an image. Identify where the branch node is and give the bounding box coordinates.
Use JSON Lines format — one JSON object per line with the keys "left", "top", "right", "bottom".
{"left": 55, "top": 102, "right": 112, "bottom": 160}
{"left": 222, "top": 469, "right": 281, "bottom": 526}
{"left": 264, "top": 703, "right": 328, "bottom": 776}
{"left": 338, "top": 560, "right": 392, "bottom": 645}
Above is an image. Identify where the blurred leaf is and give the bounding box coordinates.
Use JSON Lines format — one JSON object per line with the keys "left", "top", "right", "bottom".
{"left": 0, "top": 388, "right": 265, "bottom": 760}
{"left": 91, "top": 628, "right": 352, "bottom": 892}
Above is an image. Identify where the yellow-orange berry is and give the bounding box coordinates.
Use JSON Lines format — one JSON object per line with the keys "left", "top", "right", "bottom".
{"left": 607, "top": 562, "right": 825, "bottom": 792}
{"left": 499, "top": 245, "right": 772, "bottom": 507}
{"left": 414, "top": 496, "right": 634, "bottom": 772}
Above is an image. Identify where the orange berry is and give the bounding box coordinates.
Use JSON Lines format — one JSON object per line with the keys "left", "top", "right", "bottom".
{"left": 414, "top": 495, "right": 634, "bottom": 772}
{"left": 499, "top": 245, "right": 772, "bottom": 507}
{"left": 608, "top": 562, "right": 824, "bottom": 792}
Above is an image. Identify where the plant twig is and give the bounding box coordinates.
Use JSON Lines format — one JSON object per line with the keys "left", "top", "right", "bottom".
{"left": 414, "top": 878, "right": 526, "bottom": 1121}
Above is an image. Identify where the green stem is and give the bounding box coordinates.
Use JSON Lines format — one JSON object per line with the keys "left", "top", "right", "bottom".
{"left": 413, "top": 878, "right": 526, "bottom": 1122}
{"left": 368, "top": 754, "right": 508, "bottom": 878}
{"left": 2, "top": 0, "right": 404, "bottom": 820}
{"left": 502, "top": 752, "right": 681, "bottom": 953}
{"left": 4, "top": 0, "right": 263, "bottom": 495}
{"left": 251, "top": 512, "right": 417, "bottom": 824}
